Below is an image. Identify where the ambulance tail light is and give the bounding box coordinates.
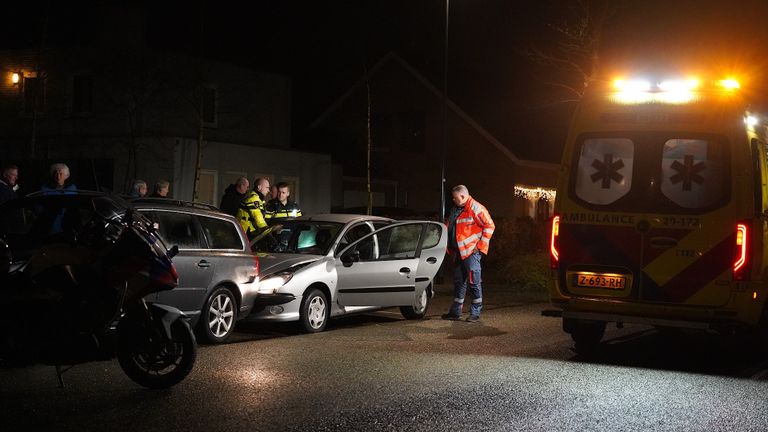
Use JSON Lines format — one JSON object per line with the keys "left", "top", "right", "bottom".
{"left": 550, "top": 215, "right": 560, "bottom": 269}
{"left": 733, "top": 223, "right": 750, "bottom": 281}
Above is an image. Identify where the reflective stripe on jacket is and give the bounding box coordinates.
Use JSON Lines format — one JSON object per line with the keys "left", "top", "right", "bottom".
{"left": 448, "top": 197, "right": 495, "bottom": 260}
{"left": 236, "top": 190, "right": 268, "bottom": 235}
{"left": 264, "top": 199, "right": 302, "bottom": 221}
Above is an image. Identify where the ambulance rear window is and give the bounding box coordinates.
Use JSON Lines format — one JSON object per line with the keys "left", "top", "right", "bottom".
{"left": 570, "top": 133, "right": 730, "bottom": 213}
{"left": 660, "top": 139, "right": 725, "bottom": 209}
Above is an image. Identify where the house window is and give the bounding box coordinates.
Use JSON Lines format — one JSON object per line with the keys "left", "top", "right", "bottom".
{"left": 202, "top": 86, "right": 217, "bottom": 126}
{"left": 22, "top": 75, "right": 45, "bottom": 115}
{"left": 71, "top": 74, "right": 93, "bottom": 114}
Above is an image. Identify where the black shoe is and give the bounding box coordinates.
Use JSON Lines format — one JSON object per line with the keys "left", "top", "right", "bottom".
{"left": 441, "top": 313, "right": 461, "bottom": 321}
{"left": 465, "top": 315, "right": 480, "bottom": 323}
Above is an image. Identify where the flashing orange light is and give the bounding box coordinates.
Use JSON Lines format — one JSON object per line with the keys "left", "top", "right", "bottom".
{"left": 753, "top": 291, "right": 758, "bottom": 300}
{"left": 550, "top": 215, "right": 560, "bottom": 269}
{"left": 11, "top": 72, "right": 19, "bottom": 84}
{"left": 719, "top": 78, "right": 740, "bottom": 91}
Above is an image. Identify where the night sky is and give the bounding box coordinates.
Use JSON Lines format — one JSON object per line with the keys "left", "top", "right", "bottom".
{"left": 3, "top": 0, "right": 768, "bottom": 162}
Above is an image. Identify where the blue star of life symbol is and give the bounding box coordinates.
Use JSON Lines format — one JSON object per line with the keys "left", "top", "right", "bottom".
{"left": 590, "top": 154, "right": 624, "bottom": 189}
{"left": 669, "top": 155, "right": 705, "bottom": 191}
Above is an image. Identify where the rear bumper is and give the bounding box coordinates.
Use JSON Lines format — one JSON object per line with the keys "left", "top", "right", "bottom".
{"left": 543, "top": 308, "right": 714, "bottom": 330}
{"left": 545, "top": 294, "right": 764, "bottom": 332}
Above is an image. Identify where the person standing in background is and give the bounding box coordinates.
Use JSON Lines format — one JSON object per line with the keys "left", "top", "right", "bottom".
{"left": 220, "top": 176, "right": 249, "bottom": 217}
{"left": 150, "top": 180, "right": 170, "bottom": 198}
{"left": 41, "top": 163, "right": 77, "bottom": 194}
{"left": 0, "top": 164, "right": 20, "bottom": 205}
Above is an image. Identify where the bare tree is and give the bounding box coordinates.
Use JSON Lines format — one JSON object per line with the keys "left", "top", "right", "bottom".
{"left": 520, "top": 0, "right": 616, "bottom": 105}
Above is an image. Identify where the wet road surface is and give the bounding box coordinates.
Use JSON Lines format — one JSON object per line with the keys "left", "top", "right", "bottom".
{"left": 2, "top": 285, "right": 768, "bottom": 431}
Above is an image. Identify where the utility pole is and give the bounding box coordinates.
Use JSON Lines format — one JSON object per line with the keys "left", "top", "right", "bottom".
{"left": 440, "top": 0, "right": 450, "bottom": 221}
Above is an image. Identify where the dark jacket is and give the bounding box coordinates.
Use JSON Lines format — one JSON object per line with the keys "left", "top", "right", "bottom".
{"left": 219, "top": 184, "right": 246, "bottom": 217}
{"left": 0, "top": 180, "right": 17, "bottom": 205}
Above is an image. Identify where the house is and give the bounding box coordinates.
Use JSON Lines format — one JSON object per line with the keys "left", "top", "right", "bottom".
{"left": 0, "top": 4, "right": 331, "bottom": 212}
{"left": 308, "top": 52, "right": 557, "bottom": 220}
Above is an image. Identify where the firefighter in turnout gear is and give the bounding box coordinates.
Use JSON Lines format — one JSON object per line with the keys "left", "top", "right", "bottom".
{"left": 237, "top": 177, "right": 274, "bottom": 244}
{"left": 441, "top": 185, "right": 495, "bottom": 323}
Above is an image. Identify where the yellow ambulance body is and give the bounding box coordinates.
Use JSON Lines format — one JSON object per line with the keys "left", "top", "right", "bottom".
{"left": 549, "top": 76, "right": 768, "bottom": 351}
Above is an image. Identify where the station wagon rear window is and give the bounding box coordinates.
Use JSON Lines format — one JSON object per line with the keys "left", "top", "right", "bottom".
{"left": 570, "top": 133, "right": 730, "bottom": 213}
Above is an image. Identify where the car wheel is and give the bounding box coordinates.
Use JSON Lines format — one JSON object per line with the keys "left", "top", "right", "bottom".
{"left": 400, "top": 286, "right": 430, "bottom": 320}
{"left": 199, "top": 286, "right": 238, "bottom": 344}
{"left": 299, "top": 288, "right": 329, "bottom": 333}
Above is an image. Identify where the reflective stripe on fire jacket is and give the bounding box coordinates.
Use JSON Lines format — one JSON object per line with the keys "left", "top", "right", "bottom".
{"left": 447, "top": 197, "right": 495, "bottom": 260}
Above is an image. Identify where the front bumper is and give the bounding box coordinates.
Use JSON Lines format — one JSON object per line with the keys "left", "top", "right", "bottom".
{"left": 247, "top": 293, "right": 301, "bottom": 322}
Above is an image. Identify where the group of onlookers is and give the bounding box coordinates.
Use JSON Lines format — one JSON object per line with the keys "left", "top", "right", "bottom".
{"left": 129, "top": 179, "right": 171, "bottom": 198}
{"left": 0, "top": 162, "right": 80, "bottom": 206}
{"left": 0, "top": 162, "right": 173, "bottom": 207}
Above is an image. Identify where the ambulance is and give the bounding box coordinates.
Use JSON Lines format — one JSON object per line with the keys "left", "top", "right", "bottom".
{"left": 548, "top": 74, "right": 768, "bottom": 352}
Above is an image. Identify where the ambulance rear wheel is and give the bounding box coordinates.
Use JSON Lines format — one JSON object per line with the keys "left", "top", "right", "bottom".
{"left": 566, "top": 319, "right": 605, "bottom": 355}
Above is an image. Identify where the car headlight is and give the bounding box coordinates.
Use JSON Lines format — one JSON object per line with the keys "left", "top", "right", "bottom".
{"left": 258, "top": 272, "right": 293, "bottom": 294}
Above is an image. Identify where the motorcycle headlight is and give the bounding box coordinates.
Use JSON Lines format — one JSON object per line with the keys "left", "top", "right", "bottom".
{"left": 258, "top": 272, "right": 293, "bottom": 294}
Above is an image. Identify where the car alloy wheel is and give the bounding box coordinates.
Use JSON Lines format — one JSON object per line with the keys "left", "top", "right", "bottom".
{"left": 200, "top": 287, "right": 237, "bottom": 343}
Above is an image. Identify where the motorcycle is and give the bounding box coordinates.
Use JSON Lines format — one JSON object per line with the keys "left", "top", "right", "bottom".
{"left": 0, "top": 193, "right": 197, "bottom": 389}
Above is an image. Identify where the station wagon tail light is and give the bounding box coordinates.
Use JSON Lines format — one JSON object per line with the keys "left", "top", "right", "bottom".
{"left": 550, "top": 215, "right": 560, "bottom": 269}
{"left": 733, "top": 223, "right": 749, "bottom": 281}
{"left": 247, "top": 255, "right": 260, "bottom": 283}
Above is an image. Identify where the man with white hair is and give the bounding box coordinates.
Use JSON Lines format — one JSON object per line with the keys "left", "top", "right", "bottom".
{"left": 41, "top": 162, "right": 77, "bottom": 194}
{"left": 441, "top": 184, "right": 495, "bottom": 323}
{"left": 0, "top": 164, "right": 20, "bottom": 205}
{"left": 130, "top": 180, "right": 148, "bottom": 197}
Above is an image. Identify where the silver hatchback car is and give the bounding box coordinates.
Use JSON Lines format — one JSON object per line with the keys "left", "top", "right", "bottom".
{"left": 132, "top": 199, "right": 259, "bottom": 343}
{"left": 251, "top": 214, "right": 447, "bottom": 332}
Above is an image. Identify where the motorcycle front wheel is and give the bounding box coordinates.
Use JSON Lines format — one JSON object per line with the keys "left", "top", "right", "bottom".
{"left": 117, "top": 320, "right": 197, "bottom": 389}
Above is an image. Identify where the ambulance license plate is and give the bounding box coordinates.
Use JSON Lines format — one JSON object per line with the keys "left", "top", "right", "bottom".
{"left": 576, "top": 273, "right": 626, "bottom": 289}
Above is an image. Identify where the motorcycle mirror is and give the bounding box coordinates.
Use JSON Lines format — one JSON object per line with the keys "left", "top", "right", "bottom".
{"left": 168, "top": 245, "right": 179, "bottom": 258}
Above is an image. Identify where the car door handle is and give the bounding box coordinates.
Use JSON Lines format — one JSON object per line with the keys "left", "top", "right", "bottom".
{"left": 399, "top": 267, "right": 411, "bottom": 274}
{"left": 426, "top": 257, "right": 437, "bottom": 264}
{"left": 197, "top": 260, "right": 211, "bottom": 268}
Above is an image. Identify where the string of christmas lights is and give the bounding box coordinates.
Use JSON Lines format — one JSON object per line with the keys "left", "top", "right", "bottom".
{"left": 514, "top": 185, "right": 556, "bottom": 201}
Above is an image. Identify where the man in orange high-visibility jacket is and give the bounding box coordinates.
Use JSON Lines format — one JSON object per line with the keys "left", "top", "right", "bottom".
{"left": 441, "top": 185, "right": 495, "bottom": 323}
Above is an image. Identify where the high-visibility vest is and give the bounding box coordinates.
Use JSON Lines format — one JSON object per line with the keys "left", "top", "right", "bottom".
{"left": 236, "top": 191, "right": 268, "bottom": 236}
{"left": 264, "top": 199, "right": 302, "bottom": 221}
{"left": 449, "top": 197, "right": 495, "bottom": 260}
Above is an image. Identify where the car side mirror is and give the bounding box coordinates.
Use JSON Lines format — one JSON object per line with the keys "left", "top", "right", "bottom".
{"left": 168, "top": 245, "right": 179, "bottom": 258}
{"left": 341, "top": 250, "right": 360, "bottom": 267}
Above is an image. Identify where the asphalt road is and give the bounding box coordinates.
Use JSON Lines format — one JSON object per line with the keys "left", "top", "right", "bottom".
{"left": 2, "top": 285, "right": 768, "bottom": 432}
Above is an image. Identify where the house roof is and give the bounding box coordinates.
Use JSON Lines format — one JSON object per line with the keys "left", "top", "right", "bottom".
{"left": 310, "top": 52, "right": 558, "bottom": 171}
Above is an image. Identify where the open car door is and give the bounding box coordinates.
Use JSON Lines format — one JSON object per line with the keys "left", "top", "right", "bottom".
{"left": 335, "top": 221, "right": 446, "bottom": 307}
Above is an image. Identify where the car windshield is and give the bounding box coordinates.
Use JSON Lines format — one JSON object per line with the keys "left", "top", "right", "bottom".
{"left": 262, "top": 221, "right": 344, "bottom": 255}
